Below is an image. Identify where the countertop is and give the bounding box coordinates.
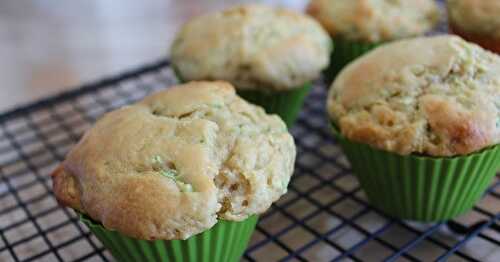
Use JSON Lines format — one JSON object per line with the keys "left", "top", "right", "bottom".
{"left": 0, "top": 0, "right": 306, "bottom": 112}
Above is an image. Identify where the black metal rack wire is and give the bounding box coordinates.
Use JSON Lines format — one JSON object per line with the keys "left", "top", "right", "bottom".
{"left": 0, "top": 59, "right": 498, "bottom": 262}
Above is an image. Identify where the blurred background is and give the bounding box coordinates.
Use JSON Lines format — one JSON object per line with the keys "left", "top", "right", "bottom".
{"left": 0, "top": 0, "right": 306, "bottom": 112}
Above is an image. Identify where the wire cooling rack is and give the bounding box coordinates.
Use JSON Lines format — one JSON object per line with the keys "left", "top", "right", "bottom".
{"left": 0, "top": 60, "right": 498, "bottom": 262}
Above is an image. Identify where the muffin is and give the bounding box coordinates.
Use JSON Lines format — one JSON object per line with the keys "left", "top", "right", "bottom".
{"left": 171, "top": 4, "right": 332, "bottom": 127}
{"left": 327, "top": 35, "right": 500, "bottom": 221}
{"left": 307, "top": 0, "right": 440, "bottom": 84}
{"left": 52, "top": 81, "right": 296, "bottom": 261}
{"left": 448, "top": 0, "right": 500, "bottom": 54}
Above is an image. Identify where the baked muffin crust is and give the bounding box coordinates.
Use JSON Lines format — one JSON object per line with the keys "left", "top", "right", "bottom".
{"left": 307, "top": 0, "right": 439, "bottom": 42}
{"left": 171, "top": 4, "right": 332, "bottom": 91}
{"left": 52, "top": 81, "right": 296, "bottom": 240}
{"left": 448, "top": 0, "right": 500, "bottom": 39}
{"left": 328, "top": 35, "right": 500, "bottom": 156}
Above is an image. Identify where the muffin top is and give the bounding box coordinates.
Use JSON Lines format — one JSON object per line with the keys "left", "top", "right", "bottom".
{"left": 307, "top": 0, "right": 440, "bottom": 42}
{"left": 52, "top": 81, "right": 296, "bottom": 240}
{"left": 171, "top": 4, "right": 332, "bottom": 91}
{"left": 448, "top": 0, "right": 500, "bottom": 39}
{"left": 327, "top": 35, "right": 500, "bottom": 156}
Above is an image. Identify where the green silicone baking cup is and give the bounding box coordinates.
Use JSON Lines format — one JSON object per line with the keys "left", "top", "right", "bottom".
{"left": 331, "top": 127, "right": 500, "bottom": 222}
{"left": 324, "top": 38, "right": 381, "bottom": 86}
{"left": 81, "top": 214, "right": 258, "bottom": 262}
{"left": 236, "top": 83, "right": 312, "bottom": 127}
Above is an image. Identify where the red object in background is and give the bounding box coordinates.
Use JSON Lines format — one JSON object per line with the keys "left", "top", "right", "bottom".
{"left": 450, "top": 24, "right": 500, "bottom": 54}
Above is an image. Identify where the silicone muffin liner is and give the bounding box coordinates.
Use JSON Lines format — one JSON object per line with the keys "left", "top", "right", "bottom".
{"left": 236, "top": 83, "right": 312, "bottom": 127}
{"left": 331, "top": 127, "right": 500, "bottom": 222}
{"left": 81, "top": 214, "right": 258, "bottom": 262}
{"left": 324, "top": 38, "right": 381, "bottom": 86}
{"left": 174, "top": 70, "right": 311, "bottom": 127}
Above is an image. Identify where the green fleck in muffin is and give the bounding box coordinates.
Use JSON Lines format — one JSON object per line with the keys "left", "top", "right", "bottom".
{"left": 307, "top": 0, "right": 440, "bottom": 85}
{"left": 448, "top": 0, "right": 500, "bottom": 54}
{"left": 52, "top": 81, "right": 296, "bottom": 261}
{"left": 171, "top": 4, "right": 332, "bottom": 127}
{"left": 327, "top": 35, "right": 500, "bottom": 221}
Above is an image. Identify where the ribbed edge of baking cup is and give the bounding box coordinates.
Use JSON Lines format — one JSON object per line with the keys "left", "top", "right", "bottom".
{"left": 324, "top": 38, "right": 381, "bottom": 86}
{"left": 81, "top": 214, "right": 258, "bottom": 262}
{"left": 331, "top": 126, "right": 500, "bottom": 222}
{"left": 236, "top": 83, "right": 312, "bottom": 128}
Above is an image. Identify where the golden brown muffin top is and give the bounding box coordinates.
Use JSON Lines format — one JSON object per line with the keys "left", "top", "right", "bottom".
{"left": 448, "top": 0, "right": 500, "bottom": 39}
{"left": 328, "top": 35, "right": 500, "bottom": 156}
{"left": 52, "top": 81, "right": 296, "bottom": 240}
{"left": 171, "top": 4, "right": 332, "bottom": 91}
{"left": 307, "top": 0, "right": 440, "bottom": 42}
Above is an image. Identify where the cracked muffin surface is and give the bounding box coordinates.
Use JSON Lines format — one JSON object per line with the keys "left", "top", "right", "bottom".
{"left": 170, "top": 4, "right": 332, "bottom": 91}
{"left": 52, "top": 81, "right": 296, "bottom": 240}
{"left": 327, "top": 35, "right": 500, "bottom": 156}
{"left": 306, "top": 0, "right": 439, "bottom": 42}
